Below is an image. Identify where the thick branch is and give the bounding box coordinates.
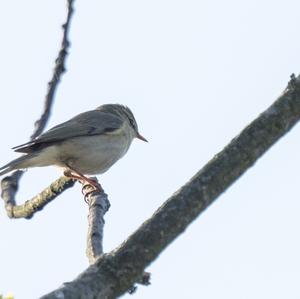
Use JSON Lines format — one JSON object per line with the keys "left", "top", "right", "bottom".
{"left": 40, "top": 76, "right": 300, "bottom": 299}
{"left": 1, "top": 176, "right": 75, "bottom": 219}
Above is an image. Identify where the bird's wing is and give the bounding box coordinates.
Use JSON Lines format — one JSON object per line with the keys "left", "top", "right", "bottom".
{"left": 13, "top": 110, "right": 123, "bottom": 153}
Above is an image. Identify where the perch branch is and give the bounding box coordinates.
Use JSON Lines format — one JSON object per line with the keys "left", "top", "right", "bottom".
{"left": 41, "top": 74, "right": 300, "bottom": 299}
{"left": 83, "top": 181, "right": 110, "bottom": 264}
{"left": 82, "top": 180, "right": 150, "bottom": 290}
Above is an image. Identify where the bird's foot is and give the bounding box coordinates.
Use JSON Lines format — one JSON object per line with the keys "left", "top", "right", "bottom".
{"left": 64, "top": 169, "right": 103, "bottom": 203}
{"left": 82, "top": 180, "right": 103, "bottom": 204}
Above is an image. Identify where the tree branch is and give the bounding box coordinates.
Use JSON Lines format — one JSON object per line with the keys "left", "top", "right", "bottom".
{"left": 82, "top": 180, "right": 150, "bottom": 291}
{"left": 31, "top": 0, "right": 75, "bottom": 139}
{"left": 1, "top": 0, "right": 75, "bottom": 214}
{"left": 1, "top": 176, "right": 75, "bottom": 219}
{"left": 40, "top": 74, "right": 300, "bottom": 299}
{"left": 83, "top": 182, "right": 110, "bottom": 264}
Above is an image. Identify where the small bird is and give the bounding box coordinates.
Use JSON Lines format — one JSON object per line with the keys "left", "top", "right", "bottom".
{"left": 0, "top": 104, "right": 147, "bottom": 189}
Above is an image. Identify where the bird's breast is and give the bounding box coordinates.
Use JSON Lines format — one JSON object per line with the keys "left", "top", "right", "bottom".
{"left": 57, "top": 132, "right": 132, "bottom": 174}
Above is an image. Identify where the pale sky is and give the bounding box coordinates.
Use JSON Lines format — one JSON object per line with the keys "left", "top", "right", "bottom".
{"left": 1, "top": 1, "right": 300, "bottom": 298}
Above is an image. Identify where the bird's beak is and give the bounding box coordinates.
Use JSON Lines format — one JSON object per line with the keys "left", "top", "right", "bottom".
{"left": 136, "top": 132, "right": 148, "bottom": 142}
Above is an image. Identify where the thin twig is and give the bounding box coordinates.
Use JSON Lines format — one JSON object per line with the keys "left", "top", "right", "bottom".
{"left": 31, "top": 0, "right": 75, "bottom": 139}
{"left": 1, "top": 0, "right": 75, "bottom": 213}
{"left": 1, "top": 176, "right": 75, "bottom": 219}
{"left": 41, "top": 74, "right": 300, "bottom": 298}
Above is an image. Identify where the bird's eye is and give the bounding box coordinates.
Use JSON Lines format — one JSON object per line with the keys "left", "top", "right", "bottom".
{"left": 129, "top": 118, "right": 137, "bottom": 130}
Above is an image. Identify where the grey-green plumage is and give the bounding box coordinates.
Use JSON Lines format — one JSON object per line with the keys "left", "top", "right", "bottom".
{"left": 13, "top": 108, "right": 123, "bottom": 153}
{"left": 0, "top": 104, "right": 147, "bottom": 177}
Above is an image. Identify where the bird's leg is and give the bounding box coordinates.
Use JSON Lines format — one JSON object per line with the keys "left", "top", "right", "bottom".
{"left": 63, "top": 170, "right": 84, "bottom": 182}
{"left": 64, "top": 165, "right": 103, "bottom": 192}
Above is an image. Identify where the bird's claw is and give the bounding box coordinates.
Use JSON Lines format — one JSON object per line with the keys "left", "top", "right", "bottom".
{"left": 82, "top": 180, "right": 103, "bottom": 204}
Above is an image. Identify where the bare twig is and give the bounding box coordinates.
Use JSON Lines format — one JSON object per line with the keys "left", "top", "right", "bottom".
{"left": 83, "top": 180, "right": 110, "bottom": 264}
{"left": 1, "top": 176, "right": 75, "bottom": 219}
{"left": 1, "top": 0, "right": 75, "bottom": 213}
{"left": 41, "top": 74, "right": 300, "bottom": 299}
{"left": 31, "top": 0, "right": 75, "bottom": 139}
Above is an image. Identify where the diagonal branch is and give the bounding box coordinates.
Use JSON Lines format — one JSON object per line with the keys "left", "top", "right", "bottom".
{"left": 1, "top": 0, "right": 75, "bottom": 213}
{"left": 40, "top": 74, "right": 300, "bottom": 299}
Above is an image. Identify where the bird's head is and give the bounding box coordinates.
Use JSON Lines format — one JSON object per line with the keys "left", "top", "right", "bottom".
{"left": 98, "top": 104, "right": 148, "bottom": 142}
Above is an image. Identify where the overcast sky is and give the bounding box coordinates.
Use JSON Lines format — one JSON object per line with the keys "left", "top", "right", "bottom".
{"left": 1, "top": 1, "right": 300, "bottom": 298}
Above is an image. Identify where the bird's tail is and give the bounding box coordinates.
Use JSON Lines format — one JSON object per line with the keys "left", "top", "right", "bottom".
{"left": 0, "top": 154, "right": 37, "bottom": 176}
